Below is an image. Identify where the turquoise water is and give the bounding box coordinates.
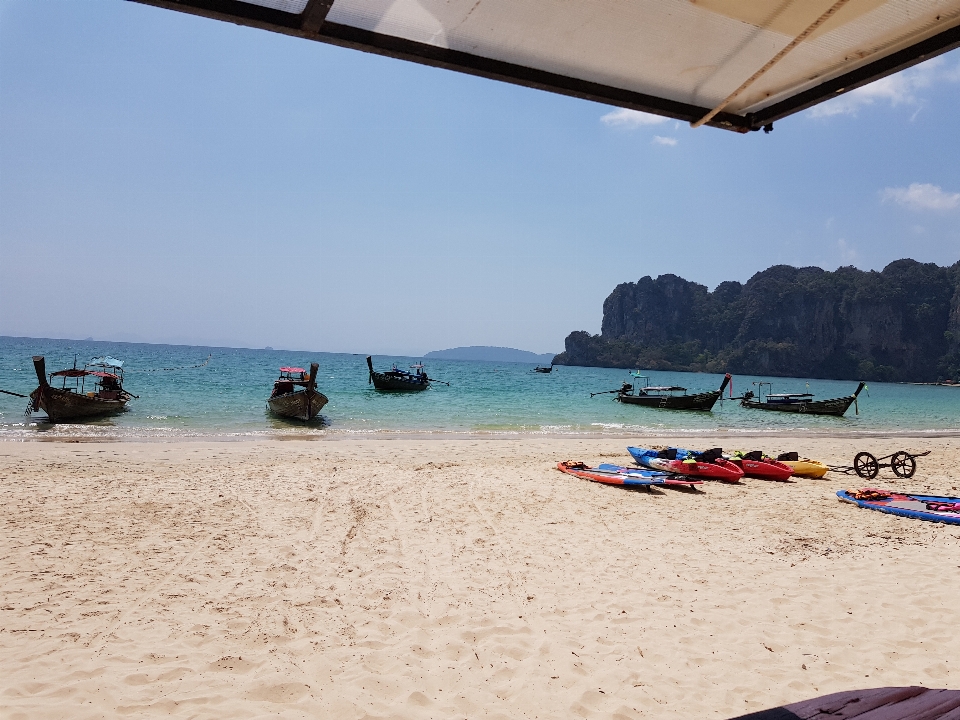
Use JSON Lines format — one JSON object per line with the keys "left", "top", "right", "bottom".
{"left": 1, "top": 336, "right": 958, "bottom": 439}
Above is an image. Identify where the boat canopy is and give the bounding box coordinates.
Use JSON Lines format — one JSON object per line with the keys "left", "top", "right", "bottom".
{"left": 766, "top": 392, "right": 815, "bottom": 398}
{"left": 51, "top": 369, "right": 118, "bottom": 379}
{"left": 645, "top": 386, "right": 687, "bottom": 392}
{"left": 279, "top": 367, "right": 305, "bottom": 373}
{"left": 132, "top": 0, "right": 960, "bottom": 133}
{"left": 89, "top": 356, "right": 123, "bottom": 368}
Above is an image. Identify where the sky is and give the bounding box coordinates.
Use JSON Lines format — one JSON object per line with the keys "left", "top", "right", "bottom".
{"left": 1, "top": 2, "right": 959, "bottom": 356}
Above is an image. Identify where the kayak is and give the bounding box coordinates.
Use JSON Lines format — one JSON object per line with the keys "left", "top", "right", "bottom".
{"left": 838, "top": 489, "right": 960, "bottom": 525}
{"left": 596, "top": 463, "right": 702, "bottom": 487}
{"left": 627, "top": 447, "right": 744, "bottom": 483}
{"left": 557, "top": 461, "right": 691, "bottom": 487}
{"left": 727, "top": 452, "right": 794, "bottom": 481}
{"left": 781, "top": 459, "right": 829, "bottom": 478}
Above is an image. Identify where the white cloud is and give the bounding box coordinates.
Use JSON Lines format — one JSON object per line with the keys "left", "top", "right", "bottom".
{"left": 808, "top": 56, "right": 959, "bottom": 118}
{"left": 837, "top": 238, "right": 858, "bottom": 264}
{"left": 652, "top": 135, "right": 678, "bottom": 146}
{"left": 600, "top": 108, "right": 669, "bottom": 128}
{"left": 880, "top": 183, "right": 960, "bottom": 211}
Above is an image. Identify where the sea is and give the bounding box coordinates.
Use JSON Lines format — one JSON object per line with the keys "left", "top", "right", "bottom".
{"left": 1, "top": 336, "right": 958, "bottom": 441}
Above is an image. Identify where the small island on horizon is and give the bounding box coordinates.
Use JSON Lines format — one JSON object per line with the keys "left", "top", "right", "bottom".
{"left": 425, "top": 346, "right": 557, "bottom": 364}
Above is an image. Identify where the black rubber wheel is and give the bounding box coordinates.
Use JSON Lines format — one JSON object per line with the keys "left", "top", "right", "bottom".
{"left": 890, "top": 451, "right": 916, "bottom": 478}
{"left": 854, "top": 452, "right": 879, "bottom": 479}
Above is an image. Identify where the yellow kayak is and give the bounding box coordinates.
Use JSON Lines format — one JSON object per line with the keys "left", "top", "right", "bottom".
{"left": 782, "top": 459, "right": 829, "bottom": 478}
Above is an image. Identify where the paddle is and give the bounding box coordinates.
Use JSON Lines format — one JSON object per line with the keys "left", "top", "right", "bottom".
{"left": 0, "top": 388, "right": 28, "bottom": 398}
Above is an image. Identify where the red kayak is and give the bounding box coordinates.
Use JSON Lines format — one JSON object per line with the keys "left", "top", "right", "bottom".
{"left": 628, "top": 447, "right": 745, "bottom": 483}
{"left": 729, "top": 456, "right": 794, "bottom": 481}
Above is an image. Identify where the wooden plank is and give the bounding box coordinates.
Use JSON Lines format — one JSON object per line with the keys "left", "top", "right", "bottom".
{"left": 299, "top": 0, "right": 333, "bottom": 34}
{"left": 727, "top": 708, "right": 801, "bottom": 720}
{"left": 935, "top": 706, "right": 960, "bottom": 720}
{"left": 787, "top": 688, "right": 926, "bottom": 719}
{"left": 853, "top": 690, "right": 960, "bottom": 720}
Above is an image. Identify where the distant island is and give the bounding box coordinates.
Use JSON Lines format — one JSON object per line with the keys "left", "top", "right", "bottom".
{"left": 553, "top": 259, "right": 960, "bottom": 383}
{"left": 425, "top": 346, "right": 557, "bottom": 364}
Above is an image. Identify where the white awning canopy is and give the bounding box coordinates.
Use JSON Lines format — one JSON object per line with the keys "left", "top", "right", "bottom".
{"left": 131, "top": 0, "right": 960, "bottom": 132}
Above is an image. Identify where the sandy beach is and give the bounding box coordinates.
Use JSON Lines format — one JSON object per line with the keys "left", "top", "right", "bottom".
{"left": 2, "top": 435, "right": 959, "bottom": 719}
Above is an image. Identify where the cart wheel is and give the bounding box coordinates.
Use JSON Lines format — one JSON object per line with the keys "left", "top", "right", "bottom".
{"left": 890, "top": 451, "right": 916, "bottom": 478}
{"left": 854, "top": 452, "right": 879, "bottom": 479}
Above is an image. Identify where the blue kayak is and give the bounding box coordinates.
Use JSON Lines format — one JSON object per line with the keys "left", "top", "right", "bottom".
{"left": 837, "top": 489, "right": 960, "bottom": 525}
{"left": 597, "top": 463, "right": 702, "bottom": 486}
{"left": 627, "top": 446, "right": 744, "bottom": 482}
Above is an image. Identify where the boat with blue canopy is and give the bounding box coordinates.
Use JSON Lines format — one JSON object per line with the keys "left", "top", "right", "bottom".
{"left": 28, "top": 355, "right": 136, "bottom": 422}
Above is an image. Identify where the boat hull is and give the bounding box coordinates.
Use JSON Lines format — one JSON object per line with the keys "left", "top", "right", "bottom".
{"left": 617, "top": 389, "right": 721, "bottom": 411}
{"left": 370, "top": 372, "right": 429, "bottom": 392}
{"left": 741, "top": 395, "right": 856, "bottom": 416}
{"left": 30, "top": 386, "right": 128, "bottom": 422}
{"left": 741, "top": 382, "right": 865, "bottom": 417}
{"left": 267, "top": 389, "right": 328, "bottom": 421}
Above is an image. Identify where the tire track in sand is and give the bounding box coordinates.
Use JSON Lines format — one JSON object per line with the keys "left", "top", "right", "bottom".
{"left": 91, "top": 531, "right": 215, "bottom": 653}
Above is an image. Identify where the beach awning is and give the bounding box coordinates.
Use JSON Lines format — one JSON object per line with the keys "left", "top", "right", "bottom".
{"left": 130, "top": 0, "right": 960, "bottom": 132}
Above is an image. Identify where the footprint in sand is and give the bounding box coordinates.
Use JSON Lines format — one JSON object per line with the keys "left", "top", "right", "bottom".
{"left": 245, "top": 682, "right": 311, "bottom": 703}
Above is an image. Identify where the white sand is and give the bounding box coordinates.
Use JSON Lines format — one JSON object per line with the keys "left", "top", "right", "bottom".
{"left": 2, "top": 436, "right": 959, "bottom": 719}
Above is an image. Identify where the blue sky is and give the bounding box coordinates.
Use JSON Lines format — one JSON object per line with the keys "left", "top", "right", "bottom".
{"left": 1, "top": 1, "right": 958, "bottom": 355}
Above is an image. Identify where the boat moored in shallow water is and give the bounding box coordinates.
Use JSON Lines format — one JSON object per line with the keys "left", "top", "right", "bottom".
{"left": 29, "top": 355, "right": 135, "bottom": 422}
{"left": 367, "top": 356, "right": 443, "bottom": 392}
{"left": 740, "top": 381, "right": 866, "bottom": 417}
{"left": 267, "top": 362, "right": 327, "bottom": 421}
{"left": 592, "top": 373, "right": 731, "bottom": 411}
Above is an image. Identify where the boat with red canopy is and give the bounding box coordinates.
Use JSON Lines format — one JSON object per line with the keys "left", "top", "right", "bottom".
{"left": 29, "top": 355, "right": 136, "bottom": 422}
{"left": 267, "top": 363, "right": 328, "bottom": 421}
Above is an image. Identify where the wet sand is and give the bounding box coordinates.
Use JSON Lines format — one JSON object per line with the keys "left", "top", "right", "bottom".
{"left": 2, "top": 436, "right": 959, "bottom": 719}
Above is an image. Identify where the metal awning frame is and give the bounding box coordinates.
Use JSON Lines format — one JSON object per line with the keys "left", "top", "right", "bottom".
{"left": 131, "top": 0, "right": 960, "bottom": 133}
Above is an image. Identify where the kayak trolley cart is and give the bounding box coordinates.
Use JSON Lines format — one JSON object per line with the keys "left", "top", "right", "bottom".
{"left": 830, "top": 450, "right": 931, "bottom": 480}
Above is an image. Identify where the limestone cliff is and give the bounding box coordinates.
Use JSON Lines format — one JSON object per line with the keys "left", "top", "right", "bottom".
{"left": 553, "top": 259, "right": 960, "bottom": 382}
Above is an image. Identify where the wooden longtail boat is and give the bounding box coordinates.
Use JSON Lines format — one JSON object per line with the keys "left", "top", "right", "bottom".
{"left": 533, "top": 364, "right": 553, "bottom": 373}
{"left": 593, "top": 373, "right": 731, "bottom": 411}
{"left": 28, "top": 355, "right": 135, "bottom": 422}
{"left": 366, "top": 356, "right": 430, "bottom": 392}
{"left": 740, "top": 381, "right": 865, "bottom": 417}
{"left": 266, "top": 362, "right": 328, "bottom": 421}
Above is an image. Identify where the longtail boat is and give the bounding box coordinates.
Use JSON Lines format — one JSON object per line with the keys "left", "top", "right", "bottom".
{"left": 740, "top": 381, "right": 865, "bottom": 417}
{"left": 28, "top": 355, "right": 135, "bottom": 422}
{"left": 267, "top": 362, "right": 328, "bottom": 421}
{"left": 592, "top": 373, "right": 731, "bottom": 411}
{"left": 367, "top": 356, "right": 431, "bottom": 392}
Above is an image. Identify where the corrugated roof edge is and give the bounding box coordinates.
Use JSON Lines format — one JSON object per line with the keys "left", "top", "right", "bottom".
{"left": 127, "top": 0, "right": 960, "bottom": 132}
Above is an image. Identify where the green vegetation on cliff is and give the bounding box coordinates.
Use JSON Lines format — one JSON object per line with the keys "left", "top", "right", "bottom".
{"left": 553, "top": 259, "right": 960, "bottom": 382}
